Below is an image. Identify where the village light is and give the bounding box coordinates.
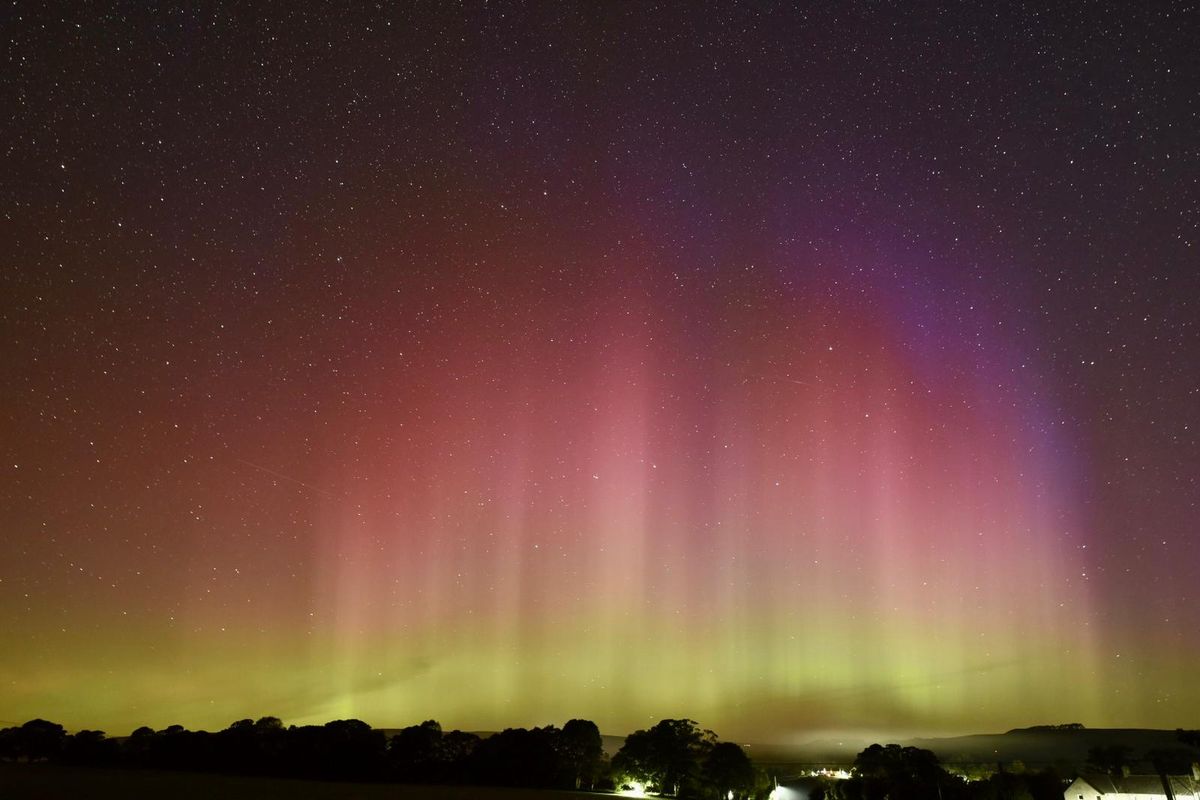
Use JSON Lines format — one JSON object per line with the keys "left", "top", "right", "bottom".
{"left": 768, "top": 785, "right": 798, "bottom": 800}
{"left": 618, "top": 781, "right": 648, "bottom": 798}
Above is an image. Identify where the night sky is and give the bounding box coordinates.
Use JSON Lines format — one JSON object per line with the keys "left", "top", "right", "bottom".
{"left": 2, "top": 4, "right": 1197, "bottom": 743}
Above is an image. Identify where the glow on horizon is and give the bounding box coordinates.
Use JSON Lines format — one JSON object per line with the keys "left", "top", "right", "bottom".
{"left": 3, "top": 264, "right": 1134, "bottom": 740}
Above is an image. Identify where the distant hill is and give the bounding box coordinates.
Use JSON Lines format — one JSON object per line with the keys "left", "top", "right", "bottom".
{"left": 746, "top": 727, "right": 1199, "bottom": 772}
{"left": 909, "top": 727, "right": 1197, "bottom": 769}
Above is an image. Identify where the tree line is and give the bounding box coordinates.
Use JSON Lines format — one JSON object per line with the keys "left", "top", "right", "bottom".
{"left": 0, "top": 716, "right": 762, "bottom": 799}
{"left": 3, "top": 717, "right": 1195, "bottom": 800}
{"left": 827, "top": 743, "right": 1066, "bottom": 800}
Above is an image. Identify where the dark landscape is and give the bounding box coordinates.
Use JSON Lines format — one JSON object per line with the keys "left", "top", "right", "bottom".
{"left": 2, "top": 717, "right": 1199, "bottom": 800}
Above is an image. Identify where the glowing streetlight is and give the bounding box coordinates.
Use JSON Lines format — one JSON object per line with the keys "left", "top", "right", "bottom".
{"left": 618, "top": 781, "right": 648, "bottom": 798}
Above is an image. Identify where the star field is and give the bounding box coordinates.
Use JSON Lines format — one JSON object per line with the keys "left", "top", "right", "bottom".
{"left": 1, "top": 3, "right": 1197, "bottom": 740}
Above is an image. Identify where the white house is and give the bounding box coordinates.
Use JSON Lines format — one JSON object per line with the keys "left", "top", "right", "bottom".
{"left": 1065, "top": 771, "right": 1200, "bottom": 800}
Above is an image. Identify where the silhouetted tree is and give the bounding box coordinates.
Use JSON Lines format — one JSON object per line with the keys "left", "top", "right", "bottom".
{"left": 279, "top": 724, "right": 324, "bottom": 776}
{"left": 560, "top": 718, "right": 604, "bottom": 789}
{"left": 0, "top": 711, "right": 753, "bottom": 796}
{"left": 1086, "top": 745, "right": 1133, "bottom": 777}
{"left": 1146, "top": 747, "right": 1197, "bottom": 775}
{"left": 439, "top": 729, "right": 481, "bottom": 777}
{"left": 13, "top": 719, "right": 67, "bottom": 762}
{"left": 960, "top": 769, "right": 1065, "bottom": 800}
{"left": 320, "top": 719, "right": 387, "bottom": 779}
{"left": 1023, "top": 768, "right": 1067, "bottom": 800}
{"left": 389, "top": 719, "right": 443, "bottom": 781}
{"left": 252, "top": 715, "right": 287, "bottom": 770}
{"left": 1026, "top": 724, "right": 1085, "bottom": 731}
{"left": 124, "top": 725, "right": 156, "bottom": 766}
{"left": 986, "top": 771, "right": 1034, "bottom": 800}
{"left": 837, "top": 743, "right": 952, "bottom": 800}
{"left": 255, "top": 716, "right": 283, "bottom": 732}
{"left": 271, "top": 719, "right": 387, "bottom": 780}
{"left": 0, "top": 726, "right": 18, "bottom": 761}
{"left": 215, "top": 716, "right": 285, "bottom": 773}
{"left": 614, "top": 718, "right": 712, "bottom": 797}
{"left": 702, "top": 741, "right": 755, "bottom": 800}
{"left": 64, "top": 729, "right": 115, "bottom": 766}
{"left": 149, "top": 724, "right": 214, "bottom": 771}
{"left": 469, "top": 726, "right": 563, "bottom": 787}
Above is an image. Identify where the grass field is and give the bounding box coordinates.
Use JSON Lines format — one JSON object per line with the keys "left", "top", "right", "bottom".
{"left": 0, "top": 763, "right": 613, "bottom": 800}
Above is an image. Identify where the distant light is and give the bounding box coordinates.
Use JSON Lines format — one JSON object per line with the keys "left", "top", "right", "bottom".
{"left": 806, "top": 768, "right": 851, "bottom": 780}
{"left": 618, "top": 781, "right": 648, "bottom": 798}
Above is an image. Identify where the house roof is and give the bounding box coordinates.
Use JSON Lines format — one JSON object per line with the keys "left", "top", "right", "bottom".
{"left": 1075, "top": 773, "right": 1200, "bottom": 797}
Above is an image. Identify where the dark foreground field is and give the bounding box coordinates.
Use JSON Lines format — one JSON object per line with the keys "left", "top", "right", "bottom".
{"left": 0, "top": 763, "right": 611, "bottom": 800}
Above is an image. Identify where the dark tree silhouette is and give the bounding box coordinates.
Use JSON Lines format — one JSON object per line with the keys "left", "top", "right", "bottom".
{"left": 832, "top": 743, "right": 952, "bottom": 800}
{"left": 63, "top": 729, "right": 117, "bottom": 765}
{"left": 702, "top": 741, "right": 756, "bottom": 800}
{"left": 256, "top": 716, "right": 282, "bottom": 730}
{"left": 0, "top": 726, "right": 18, "bottom": 761}
{"left": 1146, "top": 747, "right": 1197, "bottom": 775}
{"left": 123, "top": 725, "right": 156, "bottom": 766}
{"left": 984, "top": 771, "right": 1035, "bottom": 800}
{"left": 1086, "top": 745, "right": 1133, "bottom": 776}
{"left": 0, "top": 713, "right": 753, "bottom": 797}
{"left": 12, "top": 719, "right": 68, "bottom": 762}
{"left": 468, "top": 725, "right": 563, "bottom": 787}
{"left": 319, "top": 719, "right": 387, "bottom": 778}
{"left": 1023, "top": 768, "right": 1068, "bottom": 800}
{"left": 560, "top": 718, "right": 605, "bottom": 789}
{"left": 613, "top": 718, "right": 712, "bottom": 797}
{"left": 440, "top": 729, "right": 481, "bottom": 768}
{"left": 214, "top": 716, "right": 286, "bottom": 773}
{"left": 153, "top": 724, "right": 213, "bottom": 770}
{"left": 389, "top": 719, "right": 444, "bottom": 781}
{"left": 1025, "top": 724, "right": 1085, "bottom": 731}
{"left": 958, "top": 768, "right": 1067, "bottom": 800}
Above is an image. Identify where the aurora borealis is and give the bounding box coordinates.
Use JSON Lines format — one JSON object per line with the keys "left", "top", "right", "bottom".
{"left": 2, "top": 4, "right": 1197, "bottom": 742}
